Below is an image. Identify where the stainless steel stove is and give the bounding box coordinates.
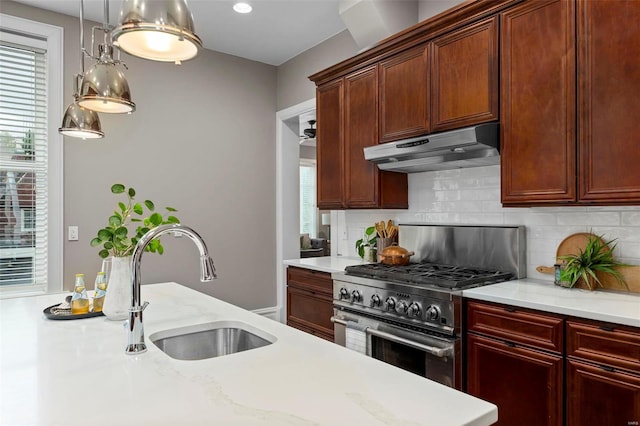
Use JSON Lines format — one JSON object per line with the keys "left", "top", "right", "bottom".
{"left": 331, "top": 224, "right": 526, "bottom": 389}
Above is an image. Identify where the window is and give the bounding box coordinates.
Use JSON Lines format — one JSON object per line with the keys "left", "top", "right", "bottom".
{"left": 0, "top": 15, "right": 63, "bottom": 295}
{"left": 299, "top": 160, "right": 317, "bottom": 238}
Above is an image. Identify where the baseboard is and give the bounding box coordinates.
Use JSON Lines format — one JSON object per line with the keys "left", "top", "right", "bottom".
{"left": 251, "top": 306, "right": 280, "bottom": 321}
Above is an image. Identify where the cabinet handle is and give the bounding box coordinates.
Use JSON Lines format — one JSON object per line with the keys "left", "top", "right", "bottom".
{"left": 504, "top": 307, "right": 516, "bottom": 313}
{"left": 599, "top": 364, "right": 615, "bottom": 372}
{"left": 504, "top": 341, "right": 516, "bottom": 348}
{"left": 599, "top": 325, "right": 615, "bottom": 332}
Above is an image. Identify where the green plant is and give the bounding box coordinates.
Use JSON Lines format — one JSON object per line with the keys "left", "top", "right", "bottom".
{"left": 558, "top": 234, "right": 629, "bottom": 290}
{"left": 90, "top": 184, "right": 180, "bottom": 258}
{"left": 355, "top": 226, "right": 377, "bottom": 259}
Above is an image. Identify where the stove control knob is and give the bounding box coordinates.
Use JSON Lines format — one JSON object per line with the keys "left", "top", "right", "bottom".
{"left": 350, "top": 290, "right": 362, "bottom": 303}
{"left": 426, "top": 305, "right": 441, "bottom": 321}
{"left": 338, "top": 288, "right": 349, "bottom": 300}
{"left": 395, "top": 301, "right": 408, "bottom": 315}
{"left": 370, "top": 294, "right": 382, "bottom": 308}
{"left": 407, "top": 302, "right": 422, "bottom": 317}
{"left": 384, "top": 297, "right": 397, "bottom": 311}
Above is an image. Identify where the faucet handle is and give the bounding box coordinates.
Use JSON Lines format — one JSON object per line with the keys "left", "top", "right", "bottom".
{"left": 130, "top": 301, "right": 149, "bottom": 313}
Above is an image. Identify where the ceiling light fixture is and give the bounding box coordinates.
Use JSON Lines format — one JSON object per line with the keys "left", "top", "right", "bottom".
{"left": 59, "top": 0, "right": 104, "bottom": 139}
{"left": 112, "top": 0, "right": 202, "bottom": 64}
{"left": 233, "top": 2, "right": 253, "bottom": 14}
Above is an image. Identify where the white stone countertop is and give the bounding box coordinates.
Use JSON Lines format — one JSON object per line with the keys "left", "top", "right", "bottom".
{"left": 463, "top": 279, "right": 640, "bottom": 328}
{"left": 0, "top": 283, "right": 497, "bottom": 426}
{"left": 283, "top": 256, "right": 368, "bottom": 274}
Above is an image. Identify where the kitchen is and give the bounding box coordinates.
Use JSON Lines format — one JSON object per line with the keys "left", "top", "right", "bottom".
{"left": 1, "top": 0, "right": 639, "bottom": 425}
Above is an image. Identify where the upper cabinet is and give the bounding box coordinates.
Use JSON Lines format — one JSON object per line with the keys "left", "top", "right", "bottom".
{"left": 431, "top": 16, "right": 499, "bottom": 132}
{"left": 316, "top": 67, "right": 408, "bottom": 210}
{"left": 500, "top": 0, "right": 576, "bottom": 205}
{"left": 578, "top": 0, "right": 640, "bottom": 203}
{"left": 379, "top": 45, "right": 430, "bottom": 143}
{"left": 502, "top": 0, "right": 640, "bottom": 206}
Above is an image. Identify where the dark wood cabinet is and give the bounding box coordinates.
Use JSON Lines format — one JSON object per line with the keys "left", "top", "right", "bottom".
{"left": 379, "top": 45, "right": 429, "bottom": 142}
{"left": 577, "top": 0, "right": 640, "bottom": 203}
{"left": 286, "top": 266, "right": 334, "bottom": 341}
{"left": 501, "top": 0, "right": 640, "bottom": 206}
{"left": 316, "top": 68, "right": 408, "bottom": 210}
{"left": 500, "top": 0, "right": 576, "bottom": 205}
{"left": 431, "top": 16, "right": 499, "bottom": 132}
{"left": 316, "top": 79, "right": 344, "bottom": 209}
{"left": 466, "top": 301, "right": 563, "bottom": 426}
{"left": 566, "top": 318, "right": 640, "bottom": 426}
{"left": 567, "top": 360, "right": 640, "bottom": 426}
{"left": 467, "top": 334, "right": 563, "bottom": 426}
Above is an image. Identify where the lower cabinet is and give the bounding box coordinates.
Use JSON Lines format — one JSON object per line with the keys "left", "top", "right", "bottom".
{"left": 286, "top": 266, "right": 334, "bottom": 341}
{"left": 466, "top": 300, "right": 640, "bottom": 426}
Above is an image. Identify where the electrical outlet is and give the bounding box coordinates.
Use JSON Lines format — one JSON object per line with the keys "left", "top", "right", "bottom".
{"left": 68, "top": 226, "right": 79, "bottom": 241}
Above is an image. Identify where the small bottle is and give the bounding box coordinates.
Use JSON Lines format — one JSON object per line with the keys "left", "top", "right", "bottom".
{"left": 70, "top": 274, "right": 90, "bottom": 314}
{"left": 92, "top": 272, "right": 107, "bottom": 313}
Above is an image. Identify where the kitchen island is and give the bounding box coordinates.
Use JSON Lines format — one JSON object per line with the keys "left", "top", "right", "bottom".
{"left": 0, "top": 283, "right": 497, "bottom": 426}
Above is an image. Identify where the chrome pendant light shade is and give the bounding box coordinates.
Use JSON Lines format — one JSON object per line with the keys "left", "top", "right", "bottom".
{"left": 59, "top": 102, "right": 104, "bottom": 139}
{"left": 78, "top": 59, "right": 135, "bottom": 114}
{"left": 112, "top": 0, "right": 202, "bottom": 63}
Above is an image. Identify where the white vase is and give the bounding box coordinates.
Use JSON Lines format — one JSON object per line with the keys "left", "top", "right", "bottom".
{"left": 102, "top": 256, "right": 132, "bottom": 321}
{"left": 363, "top": 246, "right": 376, "bottom": 263}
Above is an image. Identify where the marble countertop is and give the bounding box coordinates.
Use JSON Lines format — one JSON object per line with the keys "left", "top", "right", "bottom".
{"left": 0, "top": 283, "right": 497, "bottom": 426}
{"left": 464, "top": 279, "right": 640, "bottom": 327}
{"left": 283, "top": 256, "right": 367, "bottom": 274}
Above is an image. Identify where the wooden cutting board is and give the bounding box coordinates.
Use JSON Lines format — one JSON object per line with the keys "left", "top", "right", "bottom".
{"left": 536, "top": 233, "right": 640, "bottom": 293}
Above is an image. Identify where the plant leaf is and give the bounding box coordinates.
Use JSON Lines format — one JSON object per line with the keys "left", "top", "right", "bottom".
{"left": 109, "top": 215, "right": 122, "bottom": 227}
{"left": 157, "top": 244, "right": 164, "bottom": 255}
{"left": 98, "top": 228, "right": 113, "bottom": 241}
{"left": 144, "top": 200, "right": 155, "bottom": 211}
{"left": 103, "top": 241, "right": 113, "bottom": 250}
{"left": 90, "top": 237, "right": 102, "bottom": 247}
{"left": 111, "top": 184, "right": 125, "bottom": 194}
{"left": 131, "top": 218, "right": 142, "bottom": 222}
{"left": 115, "top": 227, "right": 128, "bottom": 238}
{"left": 149, "top": 212, "right": 162, "bottom": 226}
{"left": 133, "top": 203, "right": 143, "bottom": 215}
{"left": 98, "top": 249, "right": 110, "bottom": 258}
{"left": 118, "top": 202, "right": 126, "bottom": 212}
{"left": 128, "top": 187, "right": 136, "bottom": 197}
{"left": 167, "top": 215, "right": 179, "bottom": 224}
{"left": 166, "top": 206, "right": 177, "bottom": 212}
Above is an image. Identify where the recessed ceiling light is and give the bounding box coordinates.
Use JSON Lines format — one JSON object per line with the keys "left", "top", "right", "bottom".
{"left": 233, "top": 2, "right": 252, "bottom": 14}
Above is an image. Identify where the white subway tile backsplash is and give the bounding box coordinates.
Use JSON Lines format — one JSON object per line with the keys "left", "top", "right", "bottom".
{"left": 338, "top": 166, "right": 640, "bottom": 275}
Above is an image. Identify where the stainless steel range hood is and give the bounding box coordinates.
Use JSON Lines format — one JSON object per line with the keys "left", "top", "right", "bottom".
{"left": 364, "top": 123, "right": 500, "bottom": 173}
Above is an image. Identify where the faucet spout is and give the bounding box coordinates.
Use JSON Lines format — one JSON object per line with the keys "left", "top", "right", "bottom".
{"left": 125, "top": 224, "right": 216, "bottom": 355}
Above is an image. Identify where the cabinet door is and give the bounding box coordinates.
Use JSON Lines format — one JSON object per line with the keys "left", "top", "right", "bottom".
{"left": 286, "top": 286, "right": 334, "bottom": 338}
{"left": 500, "top": 0, "right": 576, "bottom": 205}
{"left": 578, "top": 0, "right": 640, "bottom": 203}
{"left": 316, "top": 79, "right": 344, "bottom": 209}
{"left": 344, "top": 66, "right": 380, "bottom": 208}
{"left": 379, "top": 45, "right": 429, "bottom": 142}
{"left": 431, "top": 16, "right": 498, "bottom": 132}
{"left": 567, "top": 359, "right": 640, "bottom": 426}
{"left": 467, "top": 334, "right": 563, "bottom": 426}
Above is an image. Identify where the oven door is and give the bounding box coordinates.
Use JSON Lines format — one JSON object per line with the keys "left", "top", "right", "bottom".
{"left": 332, "top": 309, "right": 461, "bottom": 389}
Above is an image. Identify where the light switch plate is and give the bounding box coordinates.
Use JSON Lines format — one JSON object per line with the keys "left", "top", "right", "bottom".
{"left": 68, "top": 226, "right": 79, "bottom": 241}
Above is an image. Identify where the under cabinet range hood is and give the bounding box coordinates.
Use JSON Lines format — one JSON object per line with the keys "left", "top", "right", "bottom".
{"left": 364, "top": 123, "right": 500, "bottom": 173}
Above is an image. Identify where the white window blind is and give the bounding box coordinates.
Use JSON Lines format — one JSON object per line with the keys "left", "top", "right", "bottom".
{"left": 299, "top": 161, "right": 317, "bottom": 238}
{"left": 0, "top": 16, "right": 63, "bottom": 295}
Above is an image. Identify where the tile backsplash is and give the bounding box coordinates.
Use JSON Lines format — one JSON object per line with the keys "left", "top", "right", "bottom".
{"left": 334, "top": 165, "right": 640, "bottom": 281}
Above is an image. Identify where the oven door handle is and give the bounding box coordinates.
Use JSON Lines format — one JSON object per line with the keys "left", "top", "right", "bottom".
{"left": 331, "top": 316, "right": 452, "bottom": 358}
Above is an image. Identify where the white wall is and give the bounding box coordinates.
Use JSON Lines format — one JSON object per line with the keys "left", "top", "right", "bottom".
{"left": 336, "top": 166, "right": 640, "bottom": 281}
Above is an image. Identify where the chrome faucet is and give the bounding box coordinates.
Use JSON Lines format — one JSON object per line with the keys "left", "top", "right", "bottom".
{"left": 125, "top": 224, "right": 216, "bottom": 355}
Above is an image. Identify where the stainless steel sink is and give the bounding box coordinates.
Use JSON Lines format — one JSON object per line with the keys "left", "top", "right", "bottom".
{"left": 149, "top": 321, "right": 276, "bottom": 360}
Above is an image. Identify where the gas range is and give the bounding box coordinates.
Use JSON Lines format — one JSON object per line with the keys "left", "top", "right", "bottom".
{"left": 332, "top": 262, "right": 513, "bottom": 336}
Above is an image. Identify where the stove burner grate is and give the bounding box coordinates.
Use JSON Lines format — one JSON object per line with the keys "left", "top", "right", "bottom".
{"left": 345, "top": 262, "right": 513, "bottom": 289}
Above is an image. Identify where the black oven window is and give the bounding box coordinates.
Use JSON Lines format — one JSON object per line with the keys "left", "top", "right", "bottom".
{"left": 371, "top": 336, "right": 426, "bottom": 377}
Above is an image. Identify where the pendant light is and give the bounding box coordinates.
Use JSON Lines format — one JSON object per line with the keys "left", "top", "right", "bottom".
{"left": 59, "top": 0, "right": 104, "bottom": 139}
{"left": 77, "top": 0, "right": 135, "bottom": 114}
{"left": 111, "top": 0, "right": 202, "bottom": 64}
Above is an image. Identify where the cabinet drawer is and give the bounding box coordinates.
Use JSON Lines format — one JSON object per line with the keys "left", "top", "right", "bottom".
{"left": 567, "top": 319, "right": 640, "bottom": 373}
{"left": 286, "top": 286, "right": 334, "bottom": 336}
{"left": 467, "top": 301, "right": 563, "bottom": 353}
{"left": 287, "top": 266, "right": 333, "bottom": 295}
{"left": 287, "top": 318, "right": 334, "bottom": 342}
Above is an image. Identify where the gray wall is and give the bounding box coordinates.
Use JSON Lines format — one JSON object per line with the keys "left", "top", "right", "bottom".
{"left": 2, "top": 1, "right": 278, "bottom": 310}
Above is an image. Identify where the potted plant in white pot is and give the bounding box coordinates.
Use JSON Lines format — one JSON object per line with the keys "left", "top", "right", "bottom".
{"left": 355, "top": 226, "right": 378, "bottom": 262}
{"left": 90, "top": 184, "right": 179, "bottom": 320}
